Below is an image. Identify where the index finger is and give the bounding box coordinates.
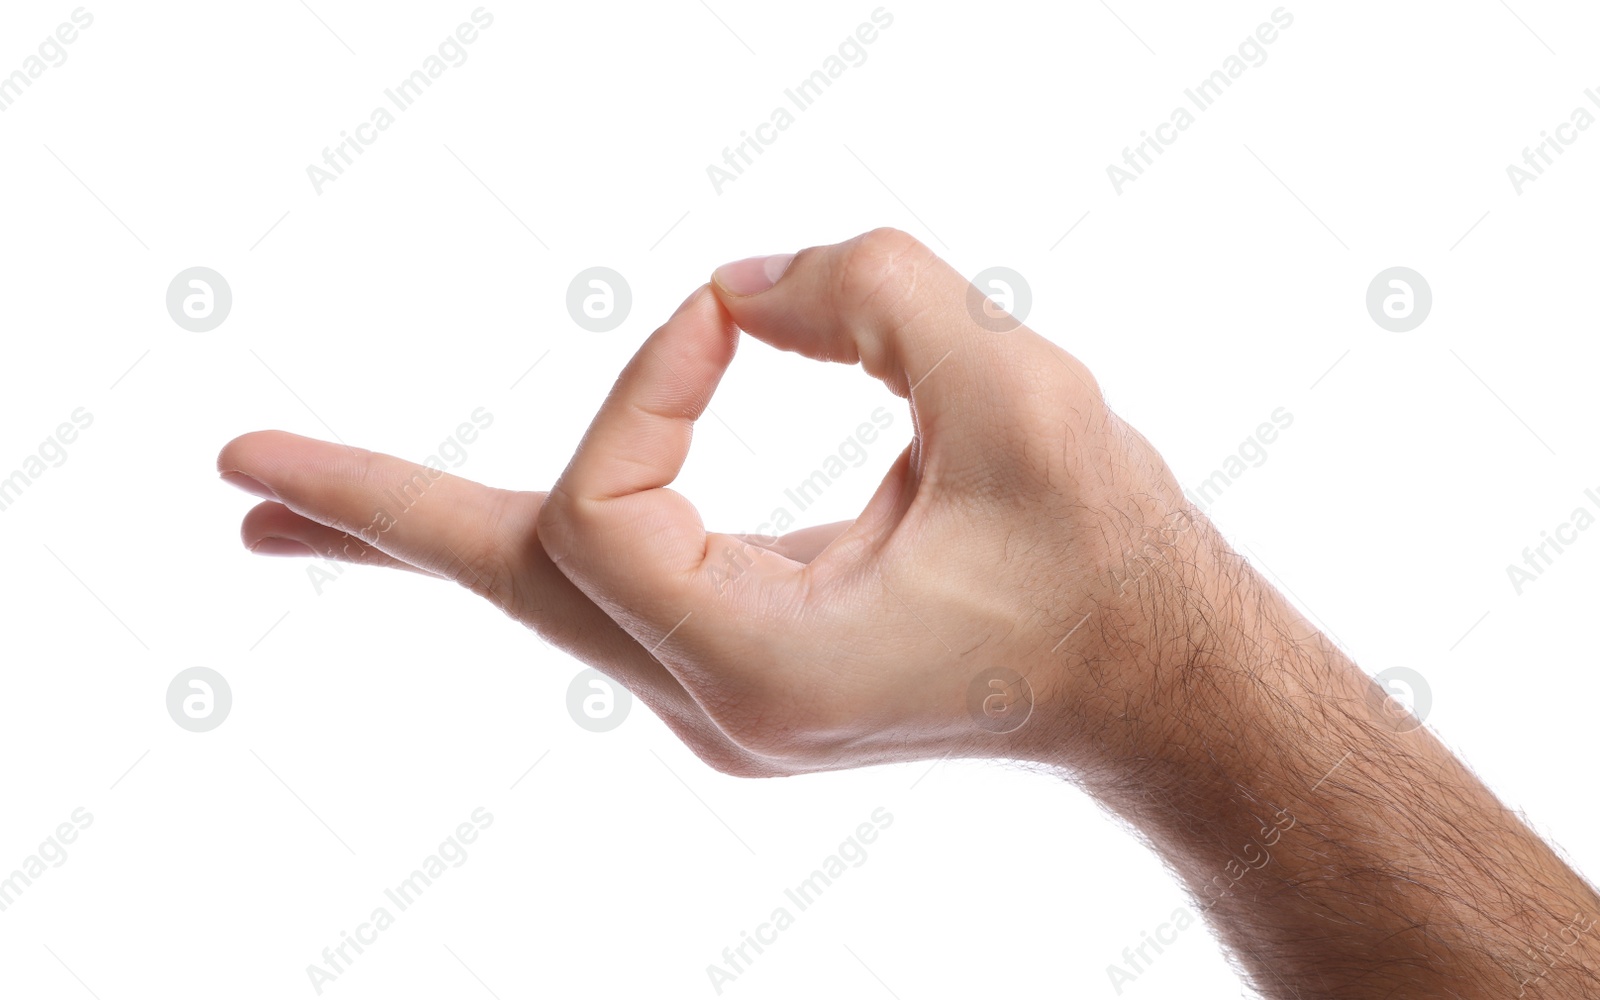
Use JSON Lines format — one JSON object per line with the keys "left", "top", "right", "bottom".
{"left": 538, "top": 286, "right": 797, "bottom": 638}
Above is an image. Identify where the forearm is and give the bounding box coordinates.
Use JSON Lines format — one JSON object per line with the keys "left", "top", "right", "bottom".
{"left": 1050, "top": 536, "right": 1600, "bottom": 998}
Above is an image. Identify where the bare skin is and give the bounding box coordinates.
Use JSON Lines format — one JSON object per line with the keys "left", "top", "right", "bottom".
{"left": 219, "top": 229, "right": 1600, "bottom": 998}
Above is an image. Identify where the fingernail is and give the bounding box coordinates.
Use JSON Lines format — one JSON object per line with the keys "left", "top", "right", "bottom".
{"left": 220, "top": 471, "right": 279, "bottom": 501}
{"left": 712, "top": 253, "right": 794, "bottom": 296}
{"left": 249, "top": 537, "right": 314, "bottom": 557}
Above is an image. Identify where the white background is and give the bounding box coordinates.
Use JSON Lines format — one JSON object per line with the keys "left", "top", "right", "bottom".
{"left": 2, "top": 1, "right": 1598, "bottom": 997}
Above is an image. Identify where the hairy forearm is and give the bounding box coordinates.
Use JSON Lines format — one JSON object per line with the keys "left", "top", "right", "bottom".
{"left": 1052, "top": 532, "right": 1600, "bottom": 998}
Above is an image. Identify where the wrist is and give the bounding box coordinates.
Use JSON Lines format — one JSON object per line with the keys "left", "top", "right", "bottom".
{"left": 1023, "top": 517, "right": 1370, "bottom": 797}
{"left": 1007, "top": 508, "right": 1272, "bottom": 765}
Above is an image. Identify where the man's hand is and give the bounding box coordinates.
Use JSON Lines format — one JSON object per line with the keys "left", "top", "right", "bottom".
{"left": 220, "top": 229, "right": 1600, "bottom": 998}
{"left": 221, "top": 228, "right": 1215, "bottom": 777}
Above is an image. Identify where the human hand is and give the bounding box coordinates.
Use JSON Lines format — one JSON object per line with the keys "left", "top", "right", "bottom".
{"left": 221, "top": 228, "right": 1240, "bottom": 778}
{"left": 221, "top": 230, "right": 1600, "bottom": 999}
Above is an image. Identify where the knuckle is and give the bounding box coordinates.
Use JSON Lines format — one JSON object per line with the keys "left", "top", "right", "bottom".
{"left": 450, "top": 541, "right": 517, "bottom": 609}
{"left": 856, "top": 225, "right": 923, "bottom": 260}
{"left": 534, "top": 484, "right": 591, "bottom": 560}
{"left": 446, "top": 494, "right": 523, "bottom": 610}
{"left": 537, "top": 483, "right": 573, "bottom": 530}
{"left": 834, "top": 227, "right": 933, "bottom": 319}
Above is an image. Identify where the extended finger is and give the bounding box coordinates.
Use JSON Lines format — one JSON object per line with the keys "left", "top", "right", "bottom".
{"left": 240, "top": 500, "right": 434, "bottom": 575}
{"left": 219, "top": 429, "right": 527, "bottom": 592}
